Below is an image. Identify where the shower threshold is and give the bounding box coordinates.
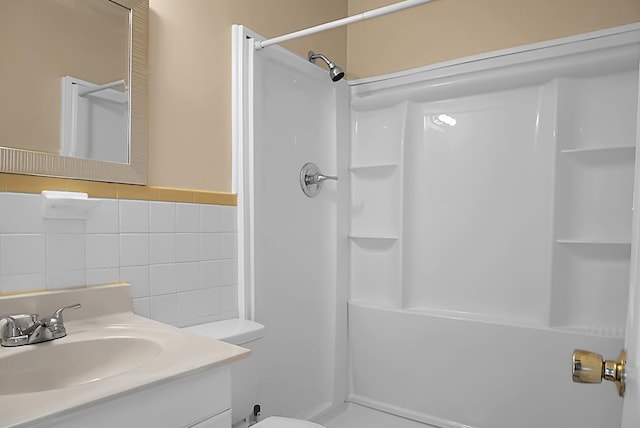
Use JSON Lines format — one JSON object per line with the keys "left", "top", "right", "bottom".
{"left": 322, "top": 403, "right": 436, "bottom": 428}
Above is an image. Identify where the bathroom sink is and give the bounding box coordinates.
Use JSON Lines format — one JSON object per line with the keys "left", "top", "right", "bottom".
{"left": 0, "top": 283, "right": 250, "bottom": 428}
{"left": 0, "top": 336, "right": 162, "bottom": 395}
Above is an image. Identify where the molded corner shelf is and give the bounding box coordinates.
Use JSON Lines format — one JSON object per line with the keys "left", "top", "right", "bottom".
{"left": 560, "top": 145, "right": 635, "bottom": 154}
{"left": 349, "top": 163, "right": 399, "bottom": 172}
{"left": 349, "top": 234, "right": 399, "bottom": 241}
{"left": 556, "top": 239, "right": 631, "bottom": 246}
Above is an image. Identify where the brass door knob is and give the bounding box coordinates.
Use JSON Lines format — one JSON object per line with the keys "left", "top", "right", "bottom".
{"left": 572, "top": 349, "right": 626, "bottom": 397}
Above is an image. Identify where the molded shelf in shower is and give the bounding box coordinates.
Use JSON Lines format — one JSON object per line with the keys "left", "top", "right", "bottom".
{"left": 349, "top": 234, "right": 399, "bottom": 241}
{"left": 549, "top": 240, "right": 630, "bottom": 334}
{"left": 556, "top": 239, "right": 631, "bottom": 246}
{"left": 554, "top": 148, "right": 634, "bottom": 240}
{"left": 558, "top": 148, "right": 636, "bottom": 167}
{"left": 560, "top": 145, "right": 635, "bottom": 154}
{"left": 349, "top": 163, "right": 399, "bottom": 172}
{"left": 555, "top": 72, "right": 638, "bottom": 152}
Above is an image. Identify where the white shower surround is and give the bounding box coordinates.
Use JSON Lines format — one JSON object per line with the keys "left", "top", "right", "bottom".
{"left": 236, "top": 23, "right": 640, "bottom": 428}
{"left": 346, "top": 27, "right": 639, "bottom": 428}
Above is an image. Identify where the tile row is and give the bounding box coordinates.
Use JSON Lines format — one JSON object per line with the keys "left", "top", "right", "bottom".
{"left": 0, "top": 192, "right": 240, "bottom": 327}
{"left": 0, "top": 193, "right": 237, "bottom": 234}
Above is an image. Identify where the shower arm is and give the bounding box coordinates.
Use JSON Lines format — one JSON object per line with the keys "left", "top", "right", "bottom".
{"left": 309, "top": 52, "right": 332, "bottom": 67}
{"left": 309, "top": 52, "right": 327, "bottom": 63}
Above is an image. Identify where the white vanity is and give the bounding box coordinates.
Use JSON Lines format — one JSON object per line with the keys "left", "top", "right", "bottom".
{"left": 0, "top": 283, "right": 249, "bottom": 427}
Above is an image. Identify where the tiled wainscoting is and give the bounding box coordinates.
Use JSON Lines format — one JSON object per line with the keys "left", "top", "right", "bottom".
{"left": 0, "top": 192, "right": 238, "bottom": 326}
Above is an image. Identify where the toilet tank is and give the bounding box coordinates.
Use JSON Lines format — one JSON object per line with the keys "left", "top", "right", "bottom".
{"left": 184, "top": 319, "right": 265, "bottom": 426}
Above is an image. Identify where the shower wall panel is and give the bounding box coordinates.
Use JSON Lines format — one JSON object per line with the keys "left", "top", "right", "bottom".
{"left": 350, "top": 84, "right": 557, "bottom": 323}
{"left": 403, "top": 86, "right": 555, "bottom": 324}
{"left": 250, "top": 42, "right": 350, "bottom": 421}
{"left": 347, "top": 30, "right": 639, "bottom": 428}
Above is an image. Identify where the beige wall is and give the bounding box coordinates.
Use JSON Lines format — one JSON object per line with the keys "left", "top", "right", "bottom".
{"left": 0, "top": 0, "right": 128, "bottom": 154}
{"left": 148, "top": 0, "right": 348, "bottom": 192}
{"left": 1, "top": 1, "right": 638, "bottom": 195}
{"left": 149, "top": 0, "right": 639, "bottom": 193}
{"left": 347, "top": 0, "right": 640, "bottom": 79}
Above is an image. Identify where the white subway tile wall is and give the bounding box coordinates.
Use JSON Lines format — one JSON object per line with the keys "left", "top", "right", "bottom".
{"left": 0, "top": 192, "right": 239, "bottom": 326}
{"left": 86, "top": 199, "right": 119, "bottom": 234}
{"left": 149, "top": 201, "right": 176, "bottom": 233}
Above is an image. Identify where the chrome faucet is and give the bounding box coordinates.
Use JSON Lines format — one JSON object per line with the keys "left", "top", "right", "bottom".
{"left": 0, "top": 303, "right": 81, "bottom": 347}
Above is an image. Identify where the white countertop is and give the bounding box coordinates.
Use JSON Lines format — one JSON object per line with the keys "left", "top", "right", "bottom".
{"left": 0, "top": 284, "right": 250, "bottom": 427}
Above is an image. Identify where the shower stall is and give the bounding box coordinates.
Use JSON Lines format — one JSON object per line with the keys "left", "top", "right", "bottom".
{"left": 234, "top": 23, "right": 640, "bottom": 428}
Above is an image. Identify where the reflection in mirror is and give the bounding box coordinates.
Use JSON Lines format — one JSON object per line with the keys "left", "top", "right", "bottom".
{"left": 0, "top": 0, "right": 147, "bottom": 184}
{"left": 60, "top": 75, "right": 129, "bottom": 164}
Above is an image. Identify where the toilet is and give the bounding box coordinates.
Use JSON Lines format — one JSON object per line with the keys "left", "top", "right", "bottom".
{"left": 185, "top": 319, "right": 325, "bottom": 428}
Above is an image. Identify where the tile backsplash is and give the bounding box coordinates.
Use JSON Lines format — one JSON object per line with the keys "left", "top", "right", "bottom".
{"left": 0, "top": 192, "right": 238, "bottom": 327}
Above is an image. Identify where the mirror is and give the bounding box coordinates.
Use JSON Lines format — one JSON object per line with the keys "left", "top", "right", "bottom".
{"left": 0, "top": 0, "right": 148, "bottom": 184}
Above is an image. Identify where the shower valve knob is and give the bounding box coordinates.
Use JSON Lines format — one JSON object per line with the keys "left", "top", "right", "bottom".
{"left": 300, "top": 162, "right": 337, "bottom": 198}
{"left": 306, "top": 173, "right": 337, "bottom": 186}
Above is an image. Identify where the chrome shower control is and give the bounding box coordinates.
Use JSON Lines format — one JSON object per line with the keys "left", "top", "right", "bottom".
{"left": 300, "top": 162, "right": 337, "bottom": 198}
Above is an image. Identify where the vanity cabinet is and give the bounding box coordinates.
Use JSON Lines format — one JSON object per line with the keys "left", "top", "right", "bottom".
{"left": 27, "top": 367, "right": 231, "bottom": 428}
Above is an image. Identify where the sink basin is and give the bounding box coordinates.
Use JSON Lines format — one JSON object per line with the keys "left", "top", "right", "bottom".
{"left": 0, "top": 336, "right": 162, "bottom": 395}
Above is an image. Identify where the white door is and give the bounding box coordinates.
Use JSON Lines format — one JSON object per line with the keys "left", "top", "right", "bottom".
{"left": 579, "top": 65, "right": 640, "bottom": 427}
{"left": 620, "top": 68, "right": 640, "bottom": 427}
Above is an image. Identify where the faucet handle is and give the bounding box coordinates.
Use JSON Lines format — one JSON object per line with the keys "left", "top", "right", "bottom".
{"left": 40, "top": 304, "right": 81, "bottom": 339}
{"left": 52, "top": 303, "right": 81, "bottom": 321}
{"left": 0, "top": 316, "right": 29, "bottom": 346}
{"left": 0, "top": 316, "right": 22, "bottom": 337}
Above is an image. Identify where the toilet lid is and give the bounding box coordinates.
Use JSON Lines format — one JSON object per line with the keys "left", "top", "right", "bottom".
{"left": 255, "top": 416, "right": 325, "bottom": 428}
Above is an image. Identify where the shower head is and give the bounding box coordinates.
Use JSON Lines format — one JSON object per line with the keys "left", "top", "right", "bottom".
{"left": 308, "top": 51, "right": 345, "bottom": 82}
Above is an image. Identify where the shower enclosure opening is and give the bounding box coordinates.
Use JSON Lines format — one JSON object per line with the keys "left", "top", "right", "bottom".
{"left": 234, "top": 19, "right": 640, "bottom": 428}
